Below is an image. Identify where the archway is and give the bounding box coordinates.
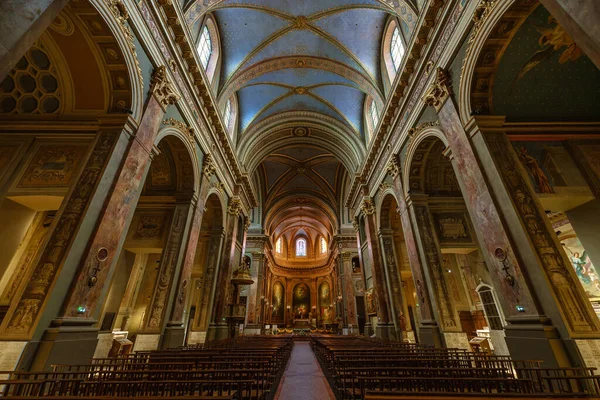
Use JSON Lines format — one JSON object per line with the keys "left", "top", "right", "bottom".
{"left": 95, "top": 134, "right": 197, "bottom": 354}
{"left": 406, "top": 135, "right": 504, "bottom": 352}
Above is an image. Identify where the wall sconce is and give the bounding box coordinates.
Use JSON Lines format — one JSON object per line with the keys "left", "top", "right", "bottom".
{"left": 286, "top": 305, "right": 291, "bottom": 309}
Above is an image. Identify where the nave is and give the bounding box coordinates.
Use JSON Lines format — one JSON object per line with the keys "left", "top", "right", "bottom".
{"left": 2, "top": 334, "right": 600, "bottom": 399}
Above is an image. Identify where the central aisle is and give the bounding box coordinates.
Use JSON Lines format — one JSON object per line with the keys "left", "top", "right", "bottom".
{"left": 274, "top": 341, "right": 335, "bottom": 400}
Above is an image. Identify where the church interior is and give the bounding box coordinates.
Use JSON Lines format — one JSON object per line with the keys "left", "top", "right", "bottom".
{"left": 0, "top": 0, "right": 600, "bottom": 398}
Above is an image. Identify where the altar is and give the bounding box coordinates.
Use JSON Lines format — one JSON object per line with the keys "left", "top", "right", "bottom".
{"left": 293, "top": 319, "right": 310, "bottom": 329}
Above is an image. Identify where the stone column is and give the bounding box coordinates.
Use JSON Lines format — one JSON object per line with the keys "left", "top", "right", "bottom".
{"left": 468, "top": 116, "right": 600, "bottom": 368}
{"left": 245, "top": 251, "right": 265, "bottom": 334}
{"left": 408, "top": 195, "right": 462, "bottom": 344}
{"left": 0, "top": 0, "right": 70, "bottom": 81}
{"left": 188, "top": 228, "right": 224, "bottom": 344}
{"left": 387, "top": 158, "right": 441, "bottom": 346}
{"left": 1, "top": 66, "right": 178, "bottom": 369}
{"left": 360, "top": 196, "right": 395, "bottom": 340}
{"left": 539, "top": 0, "right": 600, "bottom": 68}
{"left": 162, "top": 156, "right": 216, "bottom": 348}
{"left": 0, "top": 119, "right": 130, "bottom": 371}
{"left": 379, "top": 231, "right": 405, "bottom": 340}
{"left": 340, "top": 251, "right": 358, "bottom": 329}
{"left": 132, "top": 201, "right": 193, "bottom": 351}
{"left": 423, "top": 67, "right": 592, "bottom": 366}
{"left": 206, "top": 196, "right": 242, "bottom": 341}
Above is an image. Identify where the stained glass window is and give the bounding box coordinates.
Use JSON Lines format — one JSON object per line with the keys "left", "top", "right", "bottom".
{"left": 391, "top": 27, "right": 405, "bottom": 72}
{"left": 296, "top": 238, "right": 306, "bottom": 257}
{"left": 276, "top": 237, "right": 282, "bottom": 253}
{"left": 198, "top": 26, "right": 212, "bottom": 70}
{"left": 320, "top": 237, "right": 327, "bottom": 253}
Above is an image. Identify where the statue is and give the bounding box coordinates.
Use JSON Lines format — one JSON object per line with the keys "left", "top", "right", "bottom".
{"left": 518, "top": 147, "right": 554, "bottom": 193}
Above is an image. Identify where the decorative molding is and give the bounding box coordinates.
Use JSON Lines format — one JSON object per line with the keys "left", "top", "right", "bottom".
{"left": 352, "top": 217, "right": 360, "bottom": 232}
{"left": 227, "top": 196, "right": 242, "bottom": 216}
{"left": 360, "top": 197, "right": 376, "bottom": 216}
{"left": 106, "top": 0, "right": 143, "bottom": 85}
{"left": 423, "top": 67, "right": 452, "bottom": 112}
{"left": 150, "top": 66, "right": 180, "bottom": 111}
{"left": 386, "top": 154, "right": 400, "bottom": 179}
{"left": 202, "top": 154, "right": 216, "bottom": 179}
{"left": 163, "top": 118, "right": 194, "bottom": 143}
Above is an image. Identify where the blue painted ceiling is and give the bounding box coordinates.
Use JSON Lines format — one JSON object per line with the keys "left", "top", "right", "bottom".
{"left": 207, "top": 0, "right": 412, "bottom": 136}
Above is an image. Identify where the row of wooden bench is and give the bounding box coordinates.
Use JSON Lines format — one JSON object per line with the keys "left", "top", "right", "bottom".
{"left": 311, "top": 336, "right": 600, "bottom": 400}
{"left": 1, "top": 336, "right": 293, "bottom": 399}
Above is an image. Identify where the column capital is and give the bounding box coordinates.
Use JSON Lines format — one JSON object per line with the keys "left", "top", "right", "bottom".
{"left": 423, "top": 67, "right": 452, "bottom": 112}
{"left": 360, "top": 197, "right": 376, "bottom": 216}
{"left": 352, "top": 216, "right": 360, "bottom": 232}
{"left": 244, "top": 216, "right": 251, "bottom": 232}
{"left": 386, "top": 154, "right": 400, "bottom": 179}
{"left": 227, "top": 196, "right": 242, "bottom": 216}
{"left": 202, "top": 154, "right": 216, "bottom": 179}
{"left": 150, "top": 65, "right": 180, "bottom": 111}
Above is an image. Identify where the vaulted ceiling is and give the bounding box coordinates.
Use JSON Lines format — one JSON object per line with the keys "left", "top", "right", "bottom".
{"left": 184, "top": 0, "right": 419, "bottom": 262}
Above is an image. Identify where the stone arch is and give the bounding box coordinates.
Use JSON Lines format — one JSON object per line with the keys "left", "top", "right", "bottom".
{"left": 204, "top": 187, "right": 228, "bottom": 229}
{"left": 402, "top": 127, "right": 449, "bottom": 198}
{"left": 155, "top": 126, "right": 201, "bottom": 194}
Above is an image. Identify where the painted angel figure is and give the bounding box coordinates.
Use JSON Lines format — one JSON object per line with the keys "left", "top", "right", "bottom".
{"left": 572, "top": 252, "right": 591, "bottom": 285}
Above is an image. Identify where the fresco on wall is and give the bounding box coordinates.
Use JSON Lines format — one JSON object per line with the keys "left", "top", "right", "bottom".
{"left": 512, "top": 141, "right": 565, "bottom": 193}
{"left": 18, "top": 145, "right": 87, "bottom": 188}
{"left": 271, "top": 281, "right": 284, "bottom": 321}
{"left": 562, "top": 236, "right": 600, "bottom": 300}
{"left": 493, "top": 6, "right": 600, "bottom": 120}
{"left": 292, "top": 283, "right": 310, "bottom": 319}
{"left": 365, "top": 288, "right": 376, "bottom": 315}
{"left": 319, "top": 281, "right": 332, "bottom": 323}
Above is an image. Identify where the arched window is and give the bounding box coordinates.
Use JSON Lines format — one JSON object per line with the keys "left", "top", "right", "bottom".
{"left": 276, "top": 237, "right": 282, "bottom": 253}
{"left": 296, "top": 238, "right": 307, "bottom": 257}
{"left": 223, "top": 99, "right": 232, "bottom": 129}
{"left": 320, "top": 237, "right": 327, "bottom": 254}
{"left": 390, "top": 26, "right": 405, "bottom": 72}
{"left": 369, "top": 99, "right": 379, "bottom": 132}
{"left": 476, "top": 284, "right": 505, "bottom": 330}
{"left": 198, "top": 25, "right": 212, "bottom": 70}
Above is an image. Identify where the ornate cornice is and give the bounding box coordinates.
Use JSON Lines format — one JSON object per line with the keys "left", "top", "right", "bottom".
{"left": 140, "top": 1, "right": 257, "bottom": 208}
{"left": 423, "top": 67, "right": 452, "bottom": 112}
{"left": 150, "top": 65, "right": 180, "bottom": 111}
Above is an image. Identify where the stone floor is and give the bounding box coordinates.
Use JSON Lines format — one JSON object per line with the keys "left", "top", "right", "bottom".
{"left": 274, "top": 341, "right": 335, "bottom": 400}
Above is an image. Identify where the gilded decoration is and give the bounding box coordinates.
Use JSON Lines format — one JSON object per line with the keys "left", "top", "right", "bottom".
{"left": 387, "top": 155, "right": 400, "bottom": 179}
{"left": 163, "top": 118, "right": 195, "bottom": 143}
{"left": 360, "top": 197, "right": 376, "bottom": 216}
{"left": 365, "top": 288, "right": 376, "bottom": 315}
{"left": 105, "top": 0, "right": 143, "bottom": 84}
{"left": 227, "top": 197, "right": 242, "bottom": 216}
{"left": 352, "top": 217, "right": 360, "bottom": 232}
{"left": 486, "top": 133, "right": 599, "bottom": 332}
{"left": 18, "top": 145, "right": 87, "bottom": 188}
{"left": 432, "top": 212, "right": 474, "bottom": 245}
{"left": 150, "top": 66, "right": 180, "bottom": 111}
{"left": 423, "top": 67, "right": 452, "bottom": 112}
{"left": 202, "top": 155, "right": 216, "bottom": 179}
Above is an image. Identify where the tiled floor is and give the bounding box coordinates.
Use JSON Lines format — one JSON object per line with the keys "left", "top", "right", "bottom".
{"left": 274, "top": 342, "right": 335, "bottom": 400}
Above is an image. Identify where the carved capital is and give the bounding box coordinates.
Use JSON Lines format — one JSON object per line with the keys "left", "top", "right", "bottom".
{"left": 352, "top": 217, "right": 360, "bottom": 232}
{"left": 227, "top": 197, "right": 242, "bottom": 216}
{"left": 423, "top": 67, "right": 452, "bottom": 112}
{"left": 244, "top": 216, "right": 251, "bottom": 232}
{"left": 163, "top": 118, "right": 194, "bottom": 143}
{"left": 387, "top": 154, "right": 400, "bottom": 179}
{"left": 361, "top": 197, "right": 376, "bottom": 216}
{"left": 202, "top": 154, "right": 216, "bottom": 179}
{"left": 150, "top": 66, "right": 180, "bottom": 111}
